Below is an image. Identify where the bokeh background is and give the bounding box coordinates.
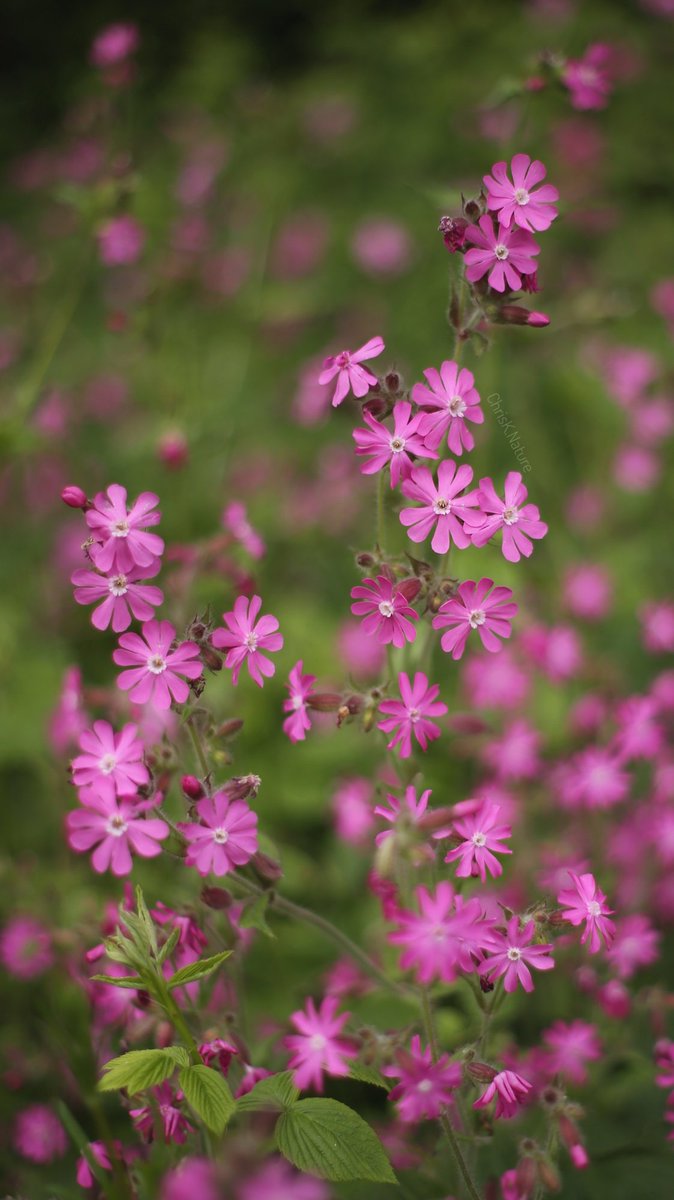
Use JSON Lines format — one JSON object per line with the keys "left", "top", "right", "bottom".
{"left": 2, "top": 1, "right": 674, "bottom": 1196}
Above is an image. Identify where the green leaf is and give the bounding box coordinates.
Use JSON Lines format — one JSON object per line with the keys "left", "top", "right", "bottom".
{"left": 349, "top": 1061, "right": 390, "bottom": 1090}
{"left": 238, "top": 892, "right": 276, "bottom": 938}
{"left": 90, "top": 974, "right": 143, "bottom": 989}
{"left": 179, "top": 1064, "right": 235, "bottom": 1134}
{"left": 56, "top": 1102, "right": 108, "bottom": 1189}
{"left": 275, "top": 1099, "right": 396, "bottom": 1183}
{"left": 157, "top": 925, "right": 182, "bottom": 966}
{"left": 236, "top": 1071, "right": 299, "bottom": 1112}
{"left": 98, "top": 1046, "right": 190, "bottom": 1093}
{"left": 167, "top": 950, "right": 232, "bottom": 989}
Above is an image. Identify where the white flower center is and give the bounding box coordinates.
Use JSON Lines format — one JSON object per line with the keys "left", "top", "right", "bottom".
{"left": 389, "top": 436, "right": 406, "bottom": 454}
{"left": 291, "top": 694, "right": 304, "bottom": 710}
{"left": 147, "top": 654, "right": 167, "bottom": 674}
{"left": 378, "top": 600, "right": 395, "bottom": 618}
{"left": 507, "top": 946, "right": 522, "bottom": 961}
{"left": 213, "top": 827, "right": 229, "bottom": 844}
{"left": 433, "top": 496, "right": 451, "bottom": 516}
{"left": 417, "top": 1080, "right": 433, "bottom": 1093}
{"left": 587, "top": 901, "right": 602, "bottom": 917}
{"left": 448, "top": 394, "right": 466, "bottom": 417}
{"left": 98, "top": 753, "right": 117, "bottom": 775}
{"left": 105, "top": 814, "right": 128, "bottom": 837}
{"left": 502, "top": 505, "right": 519, "bottom": 525}
{"left": 408, "top": 707, "right": 421, "bottom": 724}
{"left": 111, "top": 519, "right": 129, "bottom": 538}
{"left": 494, "top": 243, "right": 509, "bottom": 261}
{"left": 245, "top": 632, "right": 259, "bottom": 651}
{"left": 514, "top": 188, "right": 530, "bottom": 206}
{"left": 471, "top": 831, "right": 487, "bottom": 847}
{"left": 308, "top": 1034, "right": 327, "bottom": 1052}
{"left": 578, "top": 66, "right": 598, "bottom": 86}
{"left": 109, "top": 573, "right": 128, "bottom": 597}
{"left": 469, "top": 609, "right": 486, "bottom": 629}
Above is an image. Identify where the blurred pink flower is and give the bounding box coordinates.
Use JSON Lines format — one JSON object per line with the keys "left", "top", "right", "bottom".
{"left": 332, "top": 777, "right": 375, "bottom": 845}
{"left": 239, "top": 1156, "right": 330, "bottom": 1200}
{"left": 350, "top": 217, "right": 412, "bottom": 276}
{"left": 389, "top": 882, "right": 490, "bottom": 985}
{"left": 0, "top": 916, "right": 53, "bottom": 980}
{"left": 97, "top": 215, "right": 145, "bottom": 265}
{"left": 384, "top": 1035, "right": 461, "bottom": 1123}
{"left": 90, "top": 23, "right": 139, "bottom": 67}
{"left": 557, "top": 872, "right": 615, "bottom": 953}
{"left": 563, "top": 564, "right": 613, "bottom": 620}
{"left": 222, "top": 501, "right": 265, "bottom": 559}
{"left": 543, "top": 1020, "right": 601, "bottom": 1084}
{"left": 473, "top": 1070, "right": 532, "bottom": 1118}
{"left": 283, "top": 660, "right": 316, "bottom": 743}
{"left": 14, "top": 1105, "right": 67, "bottom": 1163}
{"left": 640, "top": 602, "right": 674, "bottom": 653}
{"left": 563, "top": 44, "right": 613, "bottom": 110}
{"left": 285, "top": 996, "right": 356, "bottom": 1091}
{"left": 160, "top": 1157, "right": 219, "bottom": 1200}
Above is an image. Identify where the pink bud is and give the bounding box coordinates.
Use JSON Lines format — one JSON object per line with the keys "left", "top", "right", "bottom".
{"left": 181, "top": 775, "right": 204, "bottom": 801}
{"left": 157, "top": 429, "right": 189, "bottom": 470}
{"left": 527, "top": 310, "right": 551, "bottom": 327}
{"left": 466, "top": 1061, "right": 497, "bottom": 1083}
{"left": 61, "top": 484, "right": 88, "bottom": 509}
{"left": 570, "top": 1144, "right": 589, "bottom": 1169}
{"left": 397, "top": 577, "right": 422, "bottom": 602}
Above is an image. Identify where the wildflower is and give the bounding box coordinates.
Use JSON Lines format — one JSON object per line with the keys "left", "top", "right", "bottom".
{"left": 479, "top": 917, "right": 554, "bottom": 993}
{"left": 469, "top": 473, "right": 548, "bottom": 561}
{"left": 473, "top": 1070, "right": 532, "bottom": 1119}
{"left": 400, "top": 460, "right": 479, "bottom": 555}
{"left": 352, "top": 400, "right": 434, "bottom": 487}
{"left": 640, "top": 601, "right": 674, "bottom": 653}
{"left": 97, "top": 215, "right": 145, "bottom": 266}
{"left": 555, "top": 747, "right": 630, "bottom": 810}
{"left": 13, "top": 1105, "right": 67, "bottom": 1163}
{"left": 198, "top": 1039, "right": 238, "bottom": 1073}
{"left": 67, "top": 793, "right": 168, "bottom": 875}
{"left": 212, "top": 595, "right": 283, "bottom": 687}
{"left": 71, "top": 562, "right": 163, "bottom": 632}
{"left": 442, "top": 802, "right": 512, "bottom": 881}
{"left": 351, "top": 574, "right": 419, "bottom": 647}
{"left": 71, "top": 720, "right": 149, "bottom": 802}
{"left": 433, "top": 578, "right": 517, "bottom": 660}
{"left": 482, "top": 719, "right": 541, "bottom": 780}
{"left": 332, "top": 777, "right": 376, "bottom": 845}
{"left": 285, "top": 996, "right": 356, "bottom": 1091}
{"left": 563, "top": 44, "right": 613, "bottom": 111}
{"left": 222, "top": 501, "right": 265, "bottom": 559}
{"left": 607, "top": 914, "right": 660, "bottom": 979}
{"left": 113, "top": 619, "right": 202, "bottom": 708}
{"left": 374, "top": 785, "right": 432, "bottom": 846}
{"left": 463, "top": 647, "right": 530, "bottom": 710}
{"left": 412, "top": 361, "right": 484, "bottom": 456}
{"left": 351, "top": 217, "right": 412, "bottom": 276}
{"left": 563, "top": 564, "right": 613, "bottom": 621}
{"left": 76, "top": 1141, "right": 117, "bottom": 1189}
{"left": 543, "top": 1020, "right": 601, "bottom": 1085}
{"left": 377, "top": 671, "right": 448, "bottom": 758}
{"left": 178, "top": 790, "right": 258, "bottom": 877}
{"left": 389, "top": 882, "right": 489, "bottom": 985}
{"left": 557, "top": 872, "right": 615, "bottom": 953}
{"left": 0, "top": 915, "right": 53, "bottom": 980}
{"left": 90, "top": 22, "right": 139, "bottom": 67}
{"left": 131, "top": 1083, "right": 194, "bottom": 1144}
{"left": 282, "top": 660, "right": 316, "bottom": 742}
{"left": 484, "top": 154, "right": 559, "bottom": 232}
{"left": 464, "top": 217, "right": 539, "bottom": 292}
{"left": 86, "top": 484, "right": 164, "bottom": 573}
{"left": 239, "top": 1157, "right": 330, "bottom": 1200}
{"left": 383, "top": 1035, "right": 462, "bottom": 1123}
{"left": 160, "top": 1157, "right": 220, "bottom": 1200}
{"left": 318, "top": 336, "right": 385, "bottom": 407}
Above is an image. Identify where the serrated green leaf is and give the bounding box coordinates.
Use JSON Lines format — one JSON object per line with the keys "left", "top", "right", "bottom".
{"left": 90, "top": 974, "right": 143, "bottom": 989}
{"left": 157, "top": 925, "right": 182, "bottom": 966}
{"left": 238, "top": 892, "right": 276, "bottom": 938}
{"left": 275, "top": 1099, "right": 396, "bottom": 1183}
{"left": 179, "top": 1064, "right": 235, "bottom": 1134}
{"left": 349, "top": 1061, "right": 390, "bottom": 1090}
{"left": 167, "top": 950, "right": 232, "bottom": 989}
{"left": 236, "top": 1070, "right": 299, "bottom": 1112}
{"left": 98, "top": 1046, "right": 190, "bottom": 1093}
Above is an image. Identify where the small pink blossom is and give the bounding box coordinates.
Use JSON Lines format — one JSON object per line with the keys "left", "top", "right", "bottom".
{"left": 389, "top": 882, "right": 491, "bottom": 985}
{"left": 563, "top": 44, "right": 613, "bottom": 111}
{"left": 283, "top": 660, "right": 316, "bottom": 742}
{"left": 482, "top": 719, "right": 541, "bottom": 780}
{"left": 353, "top": 400, "right": 434, "bottom": 486}
{"left": 607, "top": 915, "right": 661, "bottom": 979}
{"left": 212, "top": 595, "right": 283, "bottom": 687}
{"left": 433, "top": 578, "right": 517, "bottom": 660}
{"left": 76, "top": 1141, "right": 116, "bottom": 1189}
{"left": 318, "top": 336, "right": 385, "bottom": 407}
{"left": 377, "top": 671, "right": 448, "bottom": 758}
{"left": 543, "top": 1020, "right": 602, "bottom": 1084}
{"left": 0, "top": 915, "right": 54, "bottom": 979}
{"left": 484, "top": 153, "right": 559, "bottom": 232}
{"left": 555, "top": 747, "right": 629, "bottom": 810}
{"left": 178, "top": 790, "right": 258, "bottom": 877}
{"left": 71, "top": 562, "right": 163, "bottom": 632}
{"left": 285, "top": 996, "right": 356, "bottom": 1092}
{"left": 351, "top": 574, "right": 419, "bottom": 647}
{"left": 113, "top": 619, "right": 202, "bottom": 708}
{"left": 67, "top": 793, "right": 168, "bottom": 876}
{"left": 383, "top": 1035, "right": 462, "bottom": 1123}
{"left": 400, "top": 460, "right": 479, "bottom": 555}
{"left": 374, "top": 785, "right": 432, "bottom": 846}
{"left": 464, "top": 217, "right": 539, "bottom": 292}
{"left": 412, "top": 361, "right": 484, "bottom": 456}
{"left": 640, "top": 602, "right": 674, "bottom": 653}
{"left": 351, "top": 218, "right": 412, "bottom": 276}
{"left": 469, "top": 472, "right": 548, "bottom": 562}
{"left": 473, "top": 1070, "right": 532, "bottom": 1119}
{"left": 563, "top": 564, "right": 613, "bottom": 621}
{"left": 442, "top": 802, "right": 512, "bottom": 881}
{"left": 479, "top": 916, "right": 554, "bottom": 993}
{"left": 222, "top": 501, "right": 265, "bottom": 559}
{"left": 131, "top": 1083, "right": 194, "bottom": 1144}
{"left": 71, "top": 720, "right": 149, "bottom": 802}
{"left": 97, "top": 215, "right": 145, "bottom": 265}
{"left": 239, "top": 1156, "right": 330, "bottom": 1200}
{"left": 160, "top": 1157, "right": 219, "bottom": 1200}
{"left": 332, "top": 777, "right": 375, "bottom": 845}
{"left": 557, "top": 872, "right": 615, "bottom": 953}
{"left": 86, "top": 484, "right": 164, "bottom": 574}
{"left": 90, "top": 23, "right": 139, "bottom": 67}
{"left": 14, "top": 1105, "right": 67, "bottom": 1163}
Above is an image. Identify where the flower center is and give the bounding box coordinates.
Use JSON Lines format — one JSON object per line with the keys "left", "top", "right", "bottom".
{"left": 336, "top": 351, "right": 351, "bottom": 368}
{"left": 469, "top": 609, "right": 486, "bottom": 629}
{"left": 389, "top": 436, "right": 406, "bottom": 454}
{"left": 245, "top": 632, "right": 259, "bottom": 652}
{"left": 147, "top": 654, "right": 167, "bottom": 674}
{"left": 408, "top": 707, "right": 421, "bottom": 724}
{"left": 494, "top": 243, "right": 509, "bottom": 261}
{"left": 378, "top": 599, "right": 395, "bottom": 618}
{"left": 448, "top": 394, "right": 466, "bottom": 417}
{"left": 291, "top": 694, "right": 304, "bottom": 710}
{"left": 578, "top": 66, "right": 598, "bottom": 86}
{"left": 471, "top": 831, "right": 487, "bottom": 847}
{"left": 105, "top": 814, "right": 128, "bottom": 837}
{"left": 109, "top": 573, "right": 128, "bottom": 597}
{"left": 417, "top": 1079, "right": 433, "bottom": 1093}
{"left": 506, "top": 946, "right": 522, "bottom": 961}
{"left": 308, "top": 1034, "right": 327, "bottom": 1052}
{"left": 587, "top": 900, "right": 602, "bottom": 917}
{"left": 213, "top": 827, "right": 229, "bottom": 844}
{"left": 502, "top": 505, "right": 519, "bottom": 525}
{"left": 514, "top": 187, "right": 530, "bottom": 206}
{"left": 98, "top": 753, "right": 117, "bottom": 775}
{"left": 111, "top": 519, "right": 129, "bottom": 538}
{"left": 433, "top": 496, "right": 451, "bottom": 516}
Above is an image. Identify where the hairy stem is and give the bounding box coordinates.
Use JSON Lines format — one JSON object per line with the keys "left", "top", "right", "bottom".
{"left": 376, "top": 468, "right": 387, "bottom": 553}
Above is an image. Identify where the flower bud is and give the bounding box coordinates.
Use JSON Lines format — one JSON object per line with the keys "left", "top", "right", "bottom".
{"left": 515, "top": 1155, "right": 538, "bottom": 1197}
{"left": 479, "top": 976, "right": 495, "bottom": 994}
{"left": 397, "top": 577, "right": 422, "bottom": 602}
{"left": 466, "top": 1061, "right": 497, "bottom": 1083}
{"left": 61, "top": 485, "right": 88, "bottom": 509}
{"left": 201, "top": 885, "right": 233, "bottom": 910}
{"left": 569, "top": 1144, "right": 589, "bottom": 1170}
{"left": 251, "top": 851, "right": 283, "bottom": 882}
{"left": 224, "top": 774, "right": 261, "bottom": 800}
{"left": 447, "top": 713, "right": 491, "bottom": 735}
{"left": 439, "top": 215, "right": 468, "bottom": 252}
{"left": 201, "top": 645, "right": 223, "bottom": 672}
{"left": 307, "top": 692, "right": 343, "bottom": 712}
{"left": 181, "top": 775, "right": 204, "bottom": 801}
{"left": 356, "top": 551, "right": 377, "bottom": 569}
{"left": 536, "top": 1158, "right": 561, "bottom": 1192}
{"left": 497, "top": 305, "right": 550, "bottom": 328}
{"left": 463, "top": 197, "right": 483, "bottom": 222}
{"left": 383, "top": 369, "right": 404, "bottom": 395}
{"left": 214, "top": 718, "right": 245, "bottom": 740}
{"left": 157, "top": 429, "right": 189, "bottom": 470}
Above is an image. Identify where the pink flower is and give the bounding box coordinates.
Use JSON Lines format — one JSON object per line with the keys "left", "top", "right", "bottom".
{"left": 71, "top": 562, "right": 163, "bottom": 632}
{"left": 14, "top": 1105, "right": 67, "bottom": 1163}
{"left": 351, "top": 574, "right": 419, "bottom": 647}
{"left": 482, "top": 719, "right": 541, "bottom": 780}
{"left": 113, "top": 620, "right": 202, "bottom": 708}
{"left": 412, "top": 360, "right": 484, "bottom": 456}
{"left": 640, "top": 602, "right": 674, "bottom": 653}
{"left": 318, "top": 336, "right": 385, "bottom": 407}
{"left": 464, "top": 217, "right": 539, "bottom": 292}
{"left": 469, "top": 473, "right": 548, "bottom": 562}
{"left": 76, "top": 1141, "right": 116, "bottom": 1189}
{"left": 555, "top": 748, "right": 629, "bottom": 810}
{"left": 433, "top": 579, "right": 517, "bottom": 660}
{"left": 400, "top": 460, "right": 479, "bottom": 555}
{"left": 222, "top": 501, "right": 265, "bottom": 559}
{"left": 283, "top": 660, "right": 316, "bottom": 742}
{"left": 332, "top": 778, "right": 375, "bottom": 845}
{"left": 239, "top": 1156, "right": 330, "bottom": 1200}
{"left": 90, "top": 22, "right": 139, "bottom": 67}
{"left": 97, "top": 215, "right": 145, "bottom": 265}
{"left": 285, "top": 996, "right": 356, "bottom": 1091}
{"left": 563, "top": 564, "right": 613, "bottom": 621}
{"left": 389, "top": 882, "right": 490, "bottom": 985}
{"left": 606, "top": 915, "right": 660, "bottom": 979}
{"left": 557, "top": 872, "right": 615, "bottom": 953}
{"left": 463, "top": 648, "right": 530, "bottom": 710}
{"left": 383, "top": 1035, "right": 462, "bottom": 1123}
{"left": 543, "top": 1021, "right": 601, "bottom": 1084}
{"left": 473, "top": 1070, "right": 531, "bottom": 1119}
{"left": 71, "top": 720, "right": 149, "bottom": 802}
{"left": 351, "top": 218, "right": 412, "bottom": 276}
{"left": 563, "top": 44, "right": 613, "bottom": 111}
{"left": 48, "top": 665, "right": 88, "bottom": 753}
{"left": 131, "top": 1083, "right": 195, "bottom": 1144}
{"left": 0, "top": 915, "right": 53, "bottom": 979}
{"left": 378, "top": 671, "right": 448, "bottom": 758}
{"left": 479, "top": 917, "right": 554, "bottom": 993}
{"left": 353, "top": 400, "right": 434, "bottom": 487}
{"left": 212, "top": 595, "right": 283, "bottom": 687}
{"left": 178, "top": 791, "right": 257, "bottom": 877}
{"left": 442, "top": 802, "right": 512, "bottom": 881}
{"left": 160, "top": 1157, "right": 219, "bottom": 1200}
{"left": 86, "top": 484, "right": 164, "bottom": 574}
{"left": 67, "top": 793, "right": 168, "bottom": 876}
{"left": 374, "top": 785, "right": 432, "bottom": 846}
{"left": 484, "top": 154, "right": 559, "bottom": 232}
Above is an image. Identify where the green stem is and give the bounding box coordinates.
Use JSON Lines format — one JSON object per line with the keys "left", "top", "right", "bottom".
{"left": 156, "top": 977, "right": 202, "bottom": 1065}
{"left": 376, "top": 469, "right": 387, "bottom": 553}
{"left": 186, "top": 714, "right": 211, "bottom": 780}
{"left": 15, "top": 252, "right": 90, "bottom": 422}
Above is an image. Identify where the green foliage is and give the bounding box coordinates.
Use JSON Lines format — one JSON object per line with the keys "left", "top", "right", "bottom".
{"left": 166, "top": 950, "right": 232, "bottom": 988}
{"left": 98, "top": 1047, "right": 190, "bottom": 1093}
{"left": 178, "top": 1065, "right": 236, "bottom": 1134}
{"left": 235, "top": 1070, "right": 299, "bottom": 1112}
{"left": 275, "top": 1098, "right": 396, "bottom": 1184}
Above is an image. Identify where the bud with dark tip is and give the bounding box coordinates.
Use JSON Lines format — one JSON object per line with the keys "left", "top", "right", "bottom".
{"left": 182, "top": 775, "right": 204, "bottom": 801}
{"left": 356, "top": 551, "right": 377, "bottom": 569}
{"left": 463, "top": 197, "right": 483, "bottom": 222}
{"left": 201, "top": 885, "right": 233, "bottom": 910}
{"left": 61, "top": 485, "right": 88, "bottom": 509}
{"left": 439, "top": 215, "right": 468, "bottom": 251}
{"left": 383, "top": 369, "right": 404, "bottom": 395}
